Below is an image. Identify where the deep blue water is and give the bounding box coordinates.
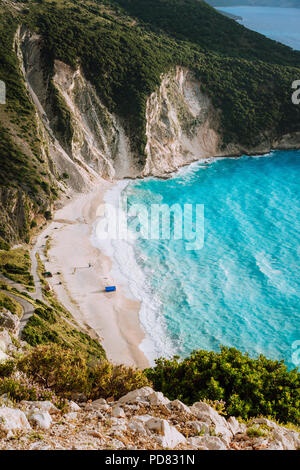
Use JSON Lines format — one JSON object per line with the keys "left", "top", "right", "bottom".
{"left": 218, "top": 6, "right": 300, "bottom": 50}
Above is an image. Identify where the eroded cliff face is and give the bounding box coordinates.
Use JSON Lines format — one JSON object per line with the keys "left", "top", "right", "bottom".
{"left": 143, "top": 67, "right": 222, "bottom": 176}
{"left": 52, "top": 61, "right": 137, "bottom": 180}
{"left": 17, "top": 27, "right": 137, "bottom": 196}
{"left": 15, "top": 29, "right": 300, "bottom": 188}
{"left": 143, "top": 66, "right": 300, "bottom": 177}
{"left": 17, "top": 30, "right": 226, "bottom": 185}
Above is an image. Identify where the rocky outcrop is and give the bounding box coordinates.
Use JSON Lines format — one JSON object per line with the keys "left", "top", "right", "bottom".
{"left": 143, "top": 66, "right": 300, "bottom": 177}
{"left": 143, "top": 67, "right": 221, "bottom": 176}
{"left": 0, "top": 308, "right": 20, "bottom": 333}
{"left": 18, "top": 27, "right": 137, "bottom": 187}
{"left": 1, "top": 388, "right": 299, "bottom": 450}
{"left": 0, "top": 408, "right": 31, "bottom": 439}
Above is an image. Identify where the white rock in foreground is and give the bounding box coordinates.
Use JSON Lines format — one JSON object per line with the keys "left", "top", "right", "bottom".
{"left": 28, "top": 411, "right": 52, "bottom": 430}
{"left": 148, "top": 391, "right": 170, "bottom": 406}
{"left": 67, "top": 401, "right": 81, "bottom": 412}
{"left": 146, "top": 417, "right": 186, "bottom": 448}
{"left": 117, "top": 387, "right": 154, "bottom": 405}
{"left": 171, "top": 399, "right": 191, "bottom": 414}
{"left": 90, "top": 398, "right": 110, "bottom": 411}
{"left": 111, "top": 405, "right": 125, "bottom": 418}
{"left": 188, "top": 435, "right": 228, "bottom": 450}
{"left": 0, "top": 407, "right": 31, "bottom": 437}
{"left": 22, "top": 400, "right": 58, "bottom": 415}
{"left": 191, "top": 402, "right": 233, "bottom": 444}
{"left": 227, "top": 416, "right": 245, "bottom": 435}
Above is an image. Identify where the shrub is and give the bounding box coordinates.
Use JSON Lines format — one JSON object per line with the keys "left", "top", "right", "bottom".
{"left": 0, "top": 359, "right": 16, "bottom": 378}
{"left": 34, "top": 307, "right": 57, "bottom": 324}
{"left": 15, "top": 344, "right": 150, "bottom": 401}
{"left": 0, "top": 372, "right": 54, "bottom": 402}
{"left": 18, "top": 344, "right": 89, "bottom": 398}
{"left": 247, "top": 425, "right": 269, "bottom": 438}
{"left": 0, "top": 239, "right": 10, "bottom": 251}
{"left": 145, "top": 347, "right": 300, "bottom": 425}
{"left": 89, "top": 360, "right": 151, "bottom": 401}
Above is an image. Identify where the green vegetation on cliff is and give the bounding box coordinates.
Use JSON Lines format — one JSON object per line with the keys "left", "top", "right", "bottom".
{"left": 0, "top": 5, "right": 57, "bottom": 246}
{"left": 145, "top": 347, "right": 300, "bottom": 425}
{"left": 0, "top": 248, "right": 33, "bottom": 288}
{"left": 0, "top": 344, "right": 150, "bottom": 401}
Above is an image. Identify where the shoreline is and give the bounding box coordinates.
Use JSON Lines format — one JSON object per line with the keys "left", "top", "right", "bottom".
{"left": 32, "top": 180, "right": 149, "bottom": 369}
{"left": 29, "top": 149, "right": 299, "bottom": 370}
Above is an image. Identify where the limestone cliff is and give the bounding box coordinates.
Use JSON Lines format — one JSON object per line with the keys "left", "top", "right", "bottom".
{"left": 18, "top": 27, "right": 137, "bottom": 189}
{"left": 143, "top": 66, "right": 300, "bottom": 177}
{"left": 15, "top": 28, "right": 300, "bottom": 183}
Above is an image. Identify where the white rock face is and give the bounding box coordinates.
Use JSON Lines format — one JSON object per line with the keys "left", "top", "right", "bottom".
{"left": 111, "top": 406, "right": 125, "bottom": 418}
{"left": 117, "top": 387, "right": 154, "bottom": 405}
{"left": 143, "top": 67, "right": 221, "bottom": 177}
{"left": 0, "top": 309, "right": 20, "bottom": 332}
{"left": 146, "top": 417, "right": 186, "bottom": 448}
{"left": 148, "top": 391, "right": 170, "bottom": 406}
{"left": 227, "top": 416, "right": 244, "bottom": 435}
{"left": 128, "top": 418, "right": 148, "bottom": 435}
{"left": 0, "top": 407, "right": 31, "bottom": 438}
{"left": 171, "top": 399, "right": 191, "bottom": 414}
{"left": 190, "top": 402, "right": 233, "bottom": 444}
{"left": 28, "top": 411, "right": 52, "bottom": 430}
{"left": 272, "top": 429, "right": 300, "bottom": 451}
{"left": 22, "top": 400, "right": 58, "bottom": 415}
{"left": 18, "top": 27, "right": 137, "bottom": 185}
{"left": 188, "top": 435, "right": 228, "bottom": 450}
{"left": 187, "top": 421, "right": 209, "bottom": 435}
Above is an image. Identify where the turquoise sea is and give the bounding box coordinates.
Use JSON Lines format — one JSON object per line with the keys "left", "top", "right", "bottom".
{"left": 94, "top": 7, "right": 300, "bottom": 367}
{"left": 118, "top": 151, "right": 300, "bottom": 367}
{"left": 218, "top": 6, "right": 300, "bottom": 50}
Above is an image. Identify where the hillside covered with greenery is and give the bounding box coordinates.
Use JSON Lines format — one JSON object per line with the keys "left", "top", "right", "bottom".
{"left": 0, "top": 0, "right": 300, "bottom": 246}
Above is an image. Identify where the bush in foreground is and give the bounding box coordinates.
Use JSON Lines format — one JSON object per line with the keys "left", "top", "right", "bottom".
{"left": 88, "top": 361, "right": 150, "bottom": 401}
{"left": 145, "top": 347, "right": 300, "bottom": 425}
{"left": 3, "top": 344, "right": 151, "bottom": 401}
{"left": 18, "top": 345, "right": 89, "bottom": 398}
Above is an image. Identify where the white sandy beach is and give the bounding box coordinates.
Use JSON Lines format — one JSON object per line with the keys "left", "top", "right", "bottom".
{"left": 32, "top": 181, "right": 149, "bottom": 369}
